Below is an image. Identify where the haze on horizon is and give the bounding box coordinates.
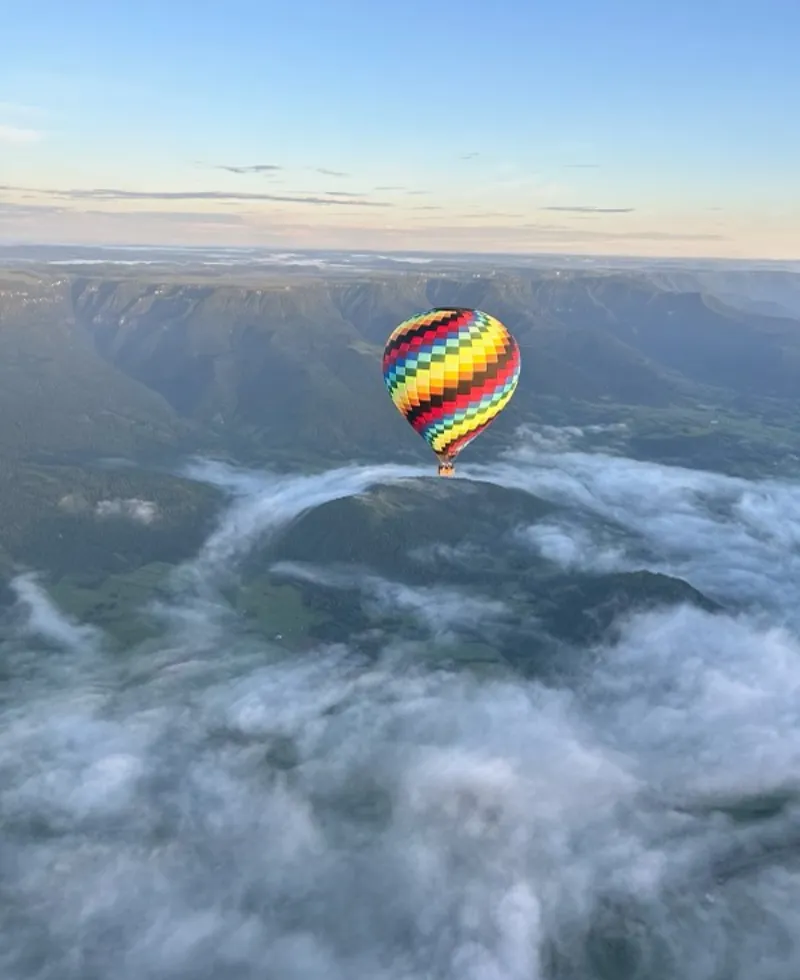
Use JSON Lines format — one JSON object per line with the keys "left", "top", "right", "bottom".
{"left": 1, "top": 0, "right": 798, "bottom": 260}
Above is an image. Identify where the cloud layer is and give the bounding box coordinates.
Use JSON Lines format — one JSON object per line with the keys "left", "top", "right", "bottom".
{"left": 3, "top": 447, "right": 800, "bottom": 976}
{"left": 463, "top": 426, "right": 800, "bottom": 625}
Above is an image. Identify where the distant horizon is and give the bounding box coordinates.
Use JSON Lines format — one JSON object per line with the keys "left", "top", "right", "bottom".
{"left": 0, "top": 213, "right": 797, "bottom": 263}
{"left": 1, "top": 238, "right": 799, "bottom": 272}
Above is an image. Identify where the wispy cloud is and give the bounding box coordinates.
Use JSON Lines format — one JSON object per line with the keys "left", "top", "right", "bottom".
{"left": 564, "top": 163, "right": 600, "bottom": 169}
{"left": 181, "top": 459, "right": 423, "bottom": 586}
{"left": 3, "top": 185, "right": 392, "bottom": 208}
{"left": 540, "top": 205, "right": 635, "bottom": 214}
{"left": 606, "top": 230, "right": 722, "bottom": 241}
{"left": 104, "top": 211, "right": 246, "bottom": 225}
{"left": 5, "top": 448, "right": 800, "bottom": 977}
{"left": 459, "top": 211, "right": 525, "bottom": 219}
{"left": 350, "top": 220, "right": 721, "bottom": 243}
{"left": 214, "top": 163, "right": 282, "bottom": 175}
{"left": 94, "top": 498, "right": 160, "bottom": 524}
{"left": 0, "top": 124, "right": 42, "bottom": 144}
{"left": 10, "top": 574, "right": 102, "bottom": 651}
{"left": 272, "top": 561, "right": 509, "bottom": 640}
{"left": 209, "top": 163, "right": 349, "bottom": 179}
{"left": 484, "top": 426, "right": 800, "bottom": 620}
{"left": 0, "top": 201, "right": 246, "bottom": 226}
{"left": 0, "top": 201, "right": 65, "bottom": 216}
{"left": 319, "top": 190, "right": 367, "bottom": 198}
{"left": 460, "top": 152, "right": 479, "bottom": 160}
{"left": 518, "top": 222, "right": 721, "bottom": 242}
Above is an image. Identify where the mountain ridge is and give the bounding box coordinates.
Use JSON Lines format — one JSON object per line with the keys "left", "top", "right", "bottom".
{"left": 3, "top": 264, "right": 800, "bottom": 575}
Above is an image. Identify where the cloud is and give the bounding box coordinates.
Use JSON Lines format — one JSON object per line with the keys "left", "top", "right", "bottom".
{"left": 409, "top": 541, "right": 487, "bottom": 568}
{"left": 459, "top": 211, "right": 525, "bottom": 219}
{"left": 94, "top": 498, "right": 160, "bottom": 524}
{"left": 106, "top": 210, "right": 246, "bottom": 225}
{"left": 564, "top": 163, "right": 600, "bottom": 169}
{"left": 516, "top": 522, "right": 628, "bottom": 574}
{"left": 179, "top": 459, "right": 425, "bottom": 589}
{"left": 318, "top": 190, "right": 366, "bottom": 198}
{"left": 266, "top": 219, "right": 723, "bottom": 245}
{"left": 203, "top": 161, "right": 349, "bottom": 179}
{"left": 460, "top": 152, "right": 480, "bottom": 160}
{"left": 214, "top": 164, "right": 282, "bottom": 175}
{"left": 583, "top": 604, "right": 800, "bottom": 811}
{"left": 515, "top": 223, "right": 723, "bottom": 242}
{"left": 0, "top": 201, "right": 245, "bottom": 226}
{"left": 0, "top": 196, "right": 732, "bottom": 252}
{"left": 3, "top": 185, "right": 392, "bottom": 208}
{"left": 272, "top": 561, "right": 509, "bottom": 640}
{"left": 0, "top": 124, "right": 42, "bottom": 144}
{"left": 501, "top": 423, "right": 628, "bottom": 454}
{"left": 0, "top": 201, "right": 66, "bottom": 217}
{"left": 9, "top": 573, "right": 102, "bottom": 651}
{"left": 56, "top": 494, "right": 161, "bottom": 526}
{"left": 598, "top": 230, "right": 723, "bottom": 241}
{"left": 469, "top": 427, "right": 800, "bottom": 623}
{"left": 371, "top": 186, "right": 431, "bottom": 195}
{"left": 540, "top": 205, "right": 635, "bottom": 213}
{"left": 4, "top": 454, "right": 800, "bottom": 976}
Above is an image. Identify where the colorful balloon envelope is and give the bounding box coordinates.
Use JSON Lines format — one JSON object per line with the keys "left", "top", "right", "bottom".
{"left": 382, "top": 308, "right": 521, "bottom": 476}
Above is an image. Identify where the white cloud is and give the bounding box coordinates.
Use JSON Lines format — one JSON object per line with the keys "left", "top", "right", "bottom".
{"left": 95, "top": 498, "right": 159, "bottom": 524}
{"left": 271, "top": 561, "right": 508, "bottom": 640}
{"left": 180, "top": 459, "right": 425, "bottom": 588}
{"left": 5, "top": 454, "right": 800, "bottom": 975}
{"left": 465, "top": 427, "right": 800, "bottom": 625}
{"left": 10, "top": 573, "right": 102, "bottom": 652}
{"left": 516, "top": 522, "right": 628, "bottom": 574}
{"left": 0, "top": 124, "right": 42, "bottom": 143}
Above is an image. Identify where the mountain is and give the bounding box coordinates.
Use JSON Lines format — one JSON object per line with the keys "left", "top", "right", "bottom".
{"left": 4, "top": 266, "right": 800, "bottom": 464}
{"left": 2, "top": 262, "right": 800, "bottom": 580}
{"left": 68, "top": 268, "right": 800, "bottom": 410}
{"left": 0, "top": 273, "right": 194, "bottom": 460}
{"left": 267, "top": 479, "right": 720, "bottom": 660}
{"left": 3, "top": 256, "right": 799, "bottom": 978}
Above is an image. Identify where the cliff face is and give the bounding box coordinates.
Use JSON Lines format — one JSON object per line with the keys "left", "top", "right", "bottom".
{"left": 61, "top": 269, "right": 800, "bottom": 461}
{"left": 2, "top": 267, "right": 800, "bottom": 471}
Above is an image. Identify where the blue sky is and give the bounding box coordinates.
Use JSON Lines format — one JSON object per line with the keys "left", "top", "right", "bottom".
{"left": 1, "top": 0, "right": 798, "bottom": 257}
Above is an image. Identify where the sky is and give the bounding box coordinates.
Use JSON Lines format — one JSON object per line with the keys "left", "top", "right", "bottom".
{"left": 1, "top": 0, "right": 799, "bottom": 259}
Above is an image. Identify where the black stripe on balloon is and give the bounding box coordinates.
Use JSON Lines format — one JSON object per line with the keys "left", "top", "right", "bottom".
{"left": 403, "top": 338, "right": 517, "bottom": 428}
{"left": 440, "top": 415, "right": 493, "bottom": 454}
{"left": 383, "top": 310, "right": 470, "bottom": 358}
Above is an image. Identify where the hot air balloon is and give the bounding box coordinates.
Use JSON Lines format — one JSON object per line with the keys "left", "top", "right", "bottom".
{"left": 382, "top": 308, "right": 521, "bottom": 477}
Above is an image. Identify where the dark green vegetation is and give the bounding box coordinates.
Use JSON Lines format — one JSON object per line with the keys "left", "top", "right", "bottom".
{"left": 5, "top": 265, "right": 800, "bottom": 474}
{"left": 1, "top": 262, "right": 798, "bottom": 653}
{"left": 68, "top": 268, "right": 800, "bottom": 472}
{"left": 266, "top": 480, "right": 719, "bottom": 675}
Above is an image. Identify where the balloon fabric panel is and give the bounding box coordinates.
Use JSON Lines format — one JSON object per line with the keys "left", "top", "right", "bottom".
{"left": 382, "top": 308, "right": 521, "bottom": 460}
